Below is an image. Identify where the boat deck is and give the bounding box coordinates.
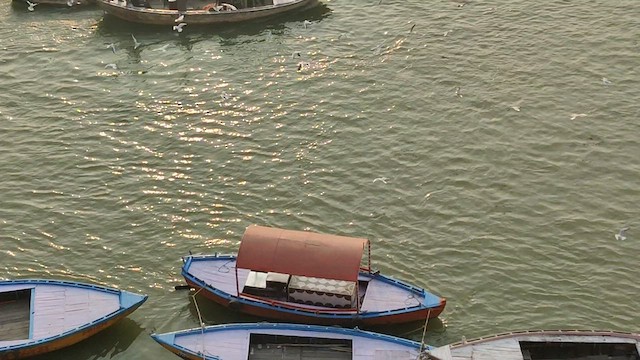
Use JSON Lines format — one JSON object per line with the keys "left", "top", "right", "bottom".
{"left": 0, "top": 289, "right": 31, "bottom": 341}
{"left": 170, "top": 326, "right": 421, "bottom": 359}
{"left": 187, "top": 257, "right": 424, "bottom": 313}
{"left": 0, "top": 282, "right": 121, "bottom": 345}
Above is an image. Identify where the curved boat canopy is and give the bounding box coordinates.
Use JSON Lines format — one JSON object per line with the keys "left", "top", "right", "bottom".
{"left": 236, "top": 225, "right": 370, "bottom": 282}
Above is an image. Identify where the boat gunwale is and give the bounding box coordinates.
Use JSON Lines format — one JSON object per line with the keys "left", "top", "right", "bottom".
{"left": 0, "top": 279, "right": 147, "bottom": 353}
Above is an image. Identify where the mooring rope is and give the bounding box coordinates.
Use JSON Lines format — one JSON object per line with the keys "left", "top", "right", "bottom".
{"left": 418, "top": 308, "right": 431, "bottom": 359}
{"left": 190, "top": 287, "right": 206, "bottom": 360}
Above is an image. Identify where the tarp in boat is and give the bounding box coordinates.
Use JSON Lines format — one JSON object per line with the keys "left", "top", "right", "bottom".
{"left": 236, "top": 225, "right": 368, "bottom": 282}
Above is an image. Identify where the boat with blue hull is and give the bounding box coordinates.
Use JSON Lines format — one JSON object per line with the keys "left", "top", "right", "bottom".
{"left": 0, "top": 279, "right": 147, "bottom": 359}
{"left": 181, "top": 225, "right": 446, "bottom": 326}
{"left": 426, "top": 330, "right": 640, "bottom": 360}
{"left": 152, "top": 322, "right": 434, "bottom": 360}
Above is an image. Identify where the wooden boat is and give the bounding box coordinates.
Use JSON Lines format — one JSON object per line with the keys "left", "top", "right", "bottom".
{"left": 181, "top": 225, "right": 446, "bottom": 326}
{"left": 0, "top": 279, "right": 147, "bottom": 359}
{"left": 96, "top": 0, "right": 320, "bottom": 26}
{"left": 151, "top": 322, "right": 433, "bottom": 360}
{"left": 425, "top": 329, "right": 640, "bottom": 360}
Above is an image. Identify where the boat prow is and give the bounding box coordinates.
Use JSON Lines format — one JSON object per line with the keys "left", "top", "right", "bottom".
{"left": 0, "top": 279, "right": 147, "bottom": 359}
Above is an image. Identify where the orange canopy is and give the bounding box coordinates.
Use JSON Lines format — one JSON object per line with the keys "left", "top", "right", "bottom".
{"left": 236, "top": 225, "right": 369, "bottom": 282}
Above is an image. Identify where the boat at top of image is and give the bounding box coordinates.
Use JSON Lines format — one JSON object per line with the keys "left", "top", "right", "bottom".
{"left": 425, "top": 329, "right": 640, "bottom": 360}
{"left": 151, "top": 322, "right": 433, "bottom": 360}
{"left": 181, "top": 225, "right": 446, "bottom": 326}
{"left": 0, "top": 279, "right": 147, "bottom": 360}
{"left": 95, "top": 0, "right": 320, "bottom": 26}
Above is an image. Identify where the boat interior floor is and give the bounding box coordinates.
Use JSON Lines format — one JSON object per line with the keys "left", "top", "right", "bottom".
{"left": 0, "top": 289, "right": 31, "bottom": 341}
{"left": 248, "top": 334, "right": 352, "bottom": 360}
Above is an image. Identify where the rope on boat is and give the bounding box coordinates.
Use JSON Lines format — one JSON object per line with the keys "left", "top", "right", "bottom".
{"left": 191, "top": 287, "right": 206, "bottom": 360}
{"left": 417, "top": 309, "right": 431, "bottom": 359}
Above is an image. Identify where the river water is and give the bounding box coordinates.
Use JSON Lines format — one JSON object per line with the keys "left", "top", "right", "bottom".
{"left": 1, "top": 0, "right": 639, "bottom": 358}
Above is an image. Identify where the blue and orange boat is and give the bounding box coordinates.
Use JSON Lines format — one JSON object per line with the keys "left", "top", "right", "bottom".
{"left": 181, "top": 225, "right": 446, "bottom": 326}
{"left": 0, "top": 279, "right": 147, "bottom": 359}
{"left": 152, "top": 322, "right": 434, "bottom": 360}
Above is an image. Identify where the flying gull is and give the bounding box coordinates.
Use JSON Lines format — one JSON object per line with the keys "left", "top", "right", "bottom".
{"left": 26, "top": 0, "right": 38, "bottom": 11}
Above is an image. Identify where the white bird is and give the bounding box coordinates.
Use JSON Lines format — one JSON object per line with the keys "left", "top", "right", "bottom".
{"left": 373, "top": 177, "right": 388, "bottom": 184}
{"left": 601, "top": 77, "right": 613, "bottom": 85}
{"left": 455, "top": 86, "right": 462, "bottom": 98}
{"left": 131, "top": 34, "right": 141, "bottom": 49}
{"left": 26, "top": 0, "right": 38, "bottom": 11}
{"left": 510, "top": 100, "right": 523, "bottom": 112}
{"left": 66, "top": 0, "right": 74, "bottom": 6}
{"left": 153, "top": 44, "right": 170, "bottom": 52}
{"left": 291, "top": 51, "right": 301, "bottom": 59}
{"left": 104, "top": 63, "right": 118, "bottom": 69}
{"left": 175, "top": 14, "right": 184, "bottom": 22}
{"left": 106, "top": 43, "right": 116, "bottom": 53}
{"left": 570, "top": 113, "right": 587, "bottom": 120}
{"left": 615, "top": 227, "right": 629, "bottom": 241}
{"left": 173, "top": 22, "right": 187, "bottom": 33}
{"left": 303, "top": 20, "right": 311, "bottom": 29}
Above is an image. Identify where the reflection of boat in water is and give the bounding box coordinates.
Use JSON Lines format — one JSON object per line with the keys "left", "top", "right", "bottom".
{"left": 12, "top": 0, "right": 93, "bottom": 7}
{"left": 96, "top": 0, "right": 321, "bottom": 26}
{"left": 426, "top": 330, "right": 640, "bottom": 360}
{"left": 152, "top": 322, "right": 434, "bottom": 360}
{"left": 0, "top": 279, "right": 147, "bottom": 360}
{"left": 181, "top": 225, "right": 446, "bottom": 326}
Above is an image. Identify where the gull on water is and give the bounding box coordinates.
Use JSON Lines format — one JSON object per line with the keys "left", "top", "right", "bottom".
{"left": 570, "top": 113, "right": 587, "bottom": 120}
{"left": 173, "top": 22, "right": 187, "bottom": 33}
{"left": 104, "top": 63, "right": 118, "bottom": 69}
{"left": 291, "top": 51, "right": 301, "bottom": 59}
{"left": 373, "top": 177, "right": 388, "bottom": 184}
{"left": 26, "top": 1, "right": 38, "bottom": 11}
{"left": 153, "top": 44, "right": 169, "bottom": 51}
{"left": 601, "top": 77, "right": 613, "bottom": 85}
{"left": 510, "top": 99, "right": 524, "bottom": 112}
{"left": 303, "top": 20, "right": 311, "bottom": 29}
{"left": 615, "top": 227, "right": 629, "bottom": 241}
{"left": 455, "top": 87, "right": 462, "bottom": 98}
{"left": 153, "top": 44, "right": 170, "bottom": 52}
{"left": 175, "top": 14, "right": 184, "bottom": 22}
{"left": 131, "top": 34, "right": 141, "bottom": 49}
